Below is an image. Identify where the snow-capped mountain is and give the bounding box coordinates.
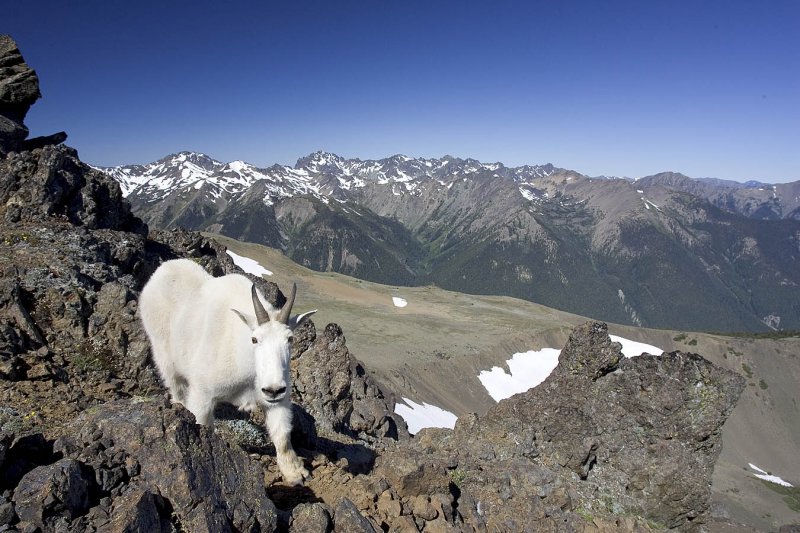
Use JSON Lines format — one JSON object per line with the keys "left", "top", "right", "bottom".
{"left": 96, "top": 151, "right": 800, "bottom": 333}
{"left": 98, "top": 150, "right": 563, "bottom": 205}
{"left": 100, "top": 151, "right": 323, "bottom": 204}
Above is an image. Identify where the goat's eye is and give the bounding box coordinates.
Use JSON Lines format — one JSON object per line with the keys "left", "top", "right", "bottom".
{"left": 288, "top": 336, "right": 294, "bottom": 344}
{"left": 251, "top": 337, "right": 258, "bottom": 344}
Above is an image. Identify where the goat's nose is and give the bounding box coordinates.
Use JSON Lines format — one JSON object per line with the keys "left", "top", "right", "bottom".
{"left": 261, "top": 386, "right": 287, "bottom": 400}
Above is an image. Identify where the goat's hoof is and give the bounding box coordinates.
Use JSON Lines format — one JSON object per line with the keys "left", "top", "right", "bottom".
{"left": 278, "top": 450, "right": 309, "bottom": 486}
{"left": 286, "top": 476, "right": 304, "bottom": 487}
{"left": 283, "top": 467, "right": 309, "bottom": 486}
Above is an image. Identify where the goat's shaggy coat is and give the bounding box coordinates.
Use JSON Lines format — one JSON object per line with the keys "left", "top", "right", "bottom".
{"left": 139, "top": 259, "right": 315, "bottom": 485}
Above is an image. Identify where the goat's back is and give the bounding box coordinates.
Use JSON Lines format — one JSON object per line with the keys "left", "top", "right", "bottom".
{"left": 140, "top": 259, "right": 209, "bottom": 321}
{"left": 140, "top": 259, "right": 263, "bottom": 372}
{"left": 139, "top": 259, "right": 211, "bottom": 365}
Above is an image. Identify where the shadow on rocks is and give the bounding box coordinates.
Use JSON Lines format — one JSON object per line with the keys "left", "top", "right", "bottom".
{"left": 0, "top": 433, "right": 56, "bottom": 492}
{"left": 215, "top": 401, "right": 378, "bottom": 477}
{"left": 292, "top": 403, "right": 377, "bottom": 476}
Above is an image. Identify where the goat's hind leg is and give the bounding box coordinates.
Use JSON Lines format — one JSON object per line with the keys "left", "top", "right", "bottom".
{"left": 151, "top": 347, "right": 187, "bottom": 404}
{"left": 266, "top": 403, "right": 308, "bottom": 485}
{"left": 166, "top": 373, "right": 189, "bottom": 405}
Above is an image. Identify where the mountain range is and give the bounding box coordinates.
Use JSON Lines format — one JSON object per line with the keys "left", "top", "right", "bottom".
{"left": 97, "top": 151, "right": 800, "bottom": 332}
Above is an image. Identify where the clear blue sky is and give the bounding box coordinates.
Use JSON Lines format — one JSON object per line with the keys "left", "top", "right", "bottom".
{"left": 5, "top": 0, "right": 799, "bottom": 182}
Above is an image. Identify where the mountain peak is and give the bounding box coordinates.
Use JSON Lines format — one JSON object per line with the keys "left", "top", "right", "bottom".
{"left": 159, "top": 151, "right": 222, "bottom": 169}
{"left": 647, "top": 171, "right": 692, "bottom": 181}
{"left": 295, "top": 150, "right": 346, "bottom": 171}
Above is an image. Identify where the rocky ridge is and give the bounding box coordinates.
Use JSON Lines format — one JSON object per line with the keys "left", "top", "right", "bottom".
{"left": 0, "top": 35, "right": 753, "bottom": 531}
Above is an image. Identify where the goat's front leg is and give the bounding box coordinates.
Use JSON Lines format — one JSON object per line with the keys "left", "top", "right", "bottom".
{"left": 185, "top": 388, "right": 215, "bottom": 427}
{"left": 266, "top": 403, "right": 308, "bottom": 485}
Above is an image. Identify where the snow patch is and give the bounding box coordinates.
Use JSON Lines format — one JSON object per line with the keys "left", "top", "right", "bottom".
{"left": 225, "top": 250, "right": 273, "bottom": 277}
{"left": 519, "top": 187, "right": 538, "bottom": 202}
{"left": 748, "top": 463, "right": 794, "bottom": 487}
{"left": 394, "top": 397, "right": 457, "bottom": 434}
{"left": 478, "top": 349, "right": 561, "bottom": 402}
{"left": 609, "top": 335, "right": 663, "bottom": 357}
{"left": 392, "top": 297, "right": 408, "bottom": 308}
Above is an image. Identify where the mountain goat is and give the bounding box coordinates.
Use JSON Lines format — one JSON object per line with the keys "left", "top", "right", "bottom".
{"left": 138, "top": 258, "right": 316, "bottom": 485}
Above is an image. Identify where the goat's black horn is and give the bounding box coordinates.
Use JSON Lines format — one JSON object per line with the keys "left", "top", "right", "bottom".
{"left": 277, "top": 283, "right": 296, "bottom": 324}
{"left": 251, "top": 284, "right": 270, "bottom": 325}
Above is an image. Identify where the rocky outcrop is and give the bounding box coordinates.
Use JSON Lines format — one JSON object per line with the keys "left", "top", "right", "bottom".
{"left": 4, "top": 398, "right": 282, "bottom": 532}
{"left": 0, "top": 43, "right": 412, "bottom": 529}
{"left": 0, "top": 35, "right": 40, "bottom": 157}
{"left": 42, "top": 399, "right": 279, "bottom": 532}
{"left": 0, "top": 144, "right": 408, "bottom": 529}
{"left": 0, "top": 143, "right": 155, "bottom": 405}
{"left": 293, "top": 323, "right": 409, "bottom": 445}
{"left": 0, "top": 35, "right": 66, "bottom": 158}
{"left": 0, "top": 144, "right": 142, "bottom": 231}
{"left": 528, "top": 323, "right": 745, "bottom": 526}
{"left": 345, "top": 322, "right": 744, "bottom": 532}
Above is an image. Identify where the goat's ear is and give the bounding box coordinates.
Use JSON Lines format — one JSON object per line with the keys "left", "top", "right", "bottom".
{"left": 289, "top": 310, "right": 317, "bottom": 330}
{"left": 231, "top": 308, "right": 255, "bottom": 329}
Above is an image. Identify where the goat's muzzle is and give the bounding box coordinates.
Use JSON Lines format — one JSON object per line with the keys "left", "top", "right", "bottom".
{"left": 261, "top": 386, "right": 287, "bottom": 403}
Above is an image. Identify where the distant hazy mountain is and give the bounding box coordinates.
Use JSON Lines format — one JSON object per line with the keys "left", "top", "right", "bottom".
{"left": 97, "top": 152, "right": 800, "bottom": 332}
{"left": 637, "top": 172, "right": 800, "bottom": 220}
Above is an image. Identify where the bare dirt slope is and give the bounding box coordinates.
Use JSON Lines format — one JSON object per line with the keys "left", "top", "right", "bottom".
{"left": 210, "top": 234, "right": 800, "bottom": 531}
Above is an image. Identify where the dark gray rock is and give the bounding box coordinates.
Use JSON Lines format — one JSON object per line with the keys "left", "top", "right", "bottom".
{"left": 0, "top": 113, "right": 28, "bottom": 155}
{"left": 489, "top": 322, "right": 746, "bottom": 528}
{"left": 0, "top": 499, "right": 16, "bottom": 526}
{"left": 374, "top": 450, "right": 450, "bottom": 500}
{"left": 21, "top": 131, "right": 67, "bottom": 151}
{"left": 556, "top": 320, "right": 623, "bottom": 380}
{"left": 0, "top": 35, "right": 41, "bottom": 117}
{"left": 66, "top": 399, "right": 279, "bottom": 532}
{"left": 333, "top": 498, "right": 378, "bottom": 533}
{"left": 0, "top": 145, "right": 146, "bottom": 233}
{"left": 0, "top": 433, "right": 56, "bottom": 495}
{"left": 0, "top": 34, "right": 41, "bottom": 156}
{"left": 290, "top": 502, "right": 332, "bottom": 532}
{"left": 100, "top": 489, "right": 176, "bottom": 533}
{"left": 293, "top": 323, "right": 409, "bottom": 445}
{"left": 12, "top": 458, "right": 92, "bottom": 528}
{"left": 0, "top": 430, "right": 12, "bottom": 470}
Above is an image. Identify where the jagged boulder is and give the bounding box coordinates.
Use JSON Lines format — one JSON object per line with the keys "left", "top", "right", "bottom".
{"left": 0, "top": 35, "right": 41, "bottom": 156}
{"left": 0, "top": 36, "right": 40, "bottom": 118}
{"left": 486, "top": 322, "right": 745, "bottom": 528}
{"left": 12, "top": 458, "right": 92, "bottom": 528}
{"left": 293, "top": 323, "right": 409, "bottom": 445}
{"left": 0, "top": 144, "right": 144, "bottom": 231}
{"left": 9, "top": 399, "right": 279, "bottom": 532}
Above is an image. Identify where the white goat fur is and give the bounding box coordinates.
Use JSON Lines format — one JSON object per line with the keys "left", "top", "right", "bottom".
{"left": 138, "top": 258, "right": 315, "bottom": 485}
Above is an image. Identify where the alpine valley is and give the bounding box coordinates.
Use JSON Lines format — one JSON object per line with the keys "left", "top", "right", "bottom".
{"left": 98, "top": 152, "right": 800, "bottom": 333}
